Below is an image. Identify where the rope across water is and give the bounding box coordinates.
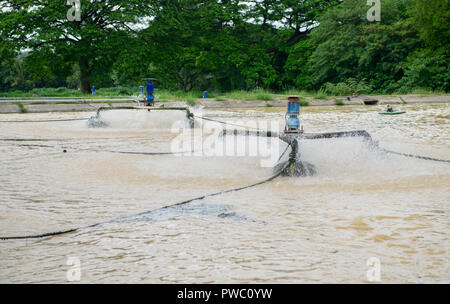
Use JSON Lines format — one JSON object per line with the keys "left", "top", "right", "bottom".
{"left": 380, "top": 148, "right": 450, "bottom": 163}
{"left": 0, "top": 162, "right": 289, "bottom": 240}
{"left": 0, "top": 118, "right": 89, "bottom": 123}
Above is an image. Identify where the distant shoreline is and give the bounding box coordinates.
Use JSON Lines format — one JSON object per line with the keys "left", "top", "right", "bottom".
{"left": 0, "top": 94, "right": 449, "bottom": 114}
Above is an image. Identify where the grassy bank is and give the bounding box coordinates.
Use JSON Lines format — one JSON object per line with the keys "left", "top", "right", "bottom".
{"left": 1, "top": 87, "right": 448, "bottom": 101}
{"left": 0, "top": 87, "right": 136, "bottom": 98}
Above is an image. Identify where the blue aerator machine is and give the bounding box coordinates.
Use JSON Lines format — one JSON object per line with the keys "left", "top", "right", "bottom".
{"left": 146, "top": 81, "right": 154, "bottom": 106}
{"left": 285, "top": 97, "right": 302, "bottom": 133}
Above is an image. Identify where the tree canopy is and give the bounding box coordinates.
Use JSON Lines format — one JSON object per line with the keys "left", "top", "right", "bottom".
{"left": 0, "top": 0, "right": 448, "bottom": 94}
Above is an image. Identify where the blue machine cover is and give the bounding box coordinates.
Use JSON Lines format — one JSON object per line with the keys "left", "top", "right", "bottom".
{"left": 287, "top": 102, "right": 299, "bottom": 114}
{"left": 146, "top": 82, "right": 154, "bottom": 93}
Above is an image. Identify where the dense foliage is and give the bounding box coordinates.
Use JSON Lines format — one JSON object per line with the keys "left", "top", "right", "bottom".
{"left": 0, "top": 0, "right": 448, "bottom": 94}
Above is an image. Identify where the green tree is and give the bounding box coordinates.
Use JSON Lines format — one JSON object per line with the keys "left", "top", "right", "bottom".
{"left": 411, "top": 0, "right": 449, "bottom": 56}
{"left": 308, "top": 0, "right": 422, "bottom": 92}
{"left": 308, "top": 0, "right": 368, "bottom": 86}
{"left": 399, "top": 0, "right": 450, "bottom": 92}
{"left": 283, "top": 37, "right": 314, "bottom": 89}
{"left": 0, "top": 0, "right": 150, "bottom": 93}
{"left": 401, "top": 50, "right": 450, "bottom": 92}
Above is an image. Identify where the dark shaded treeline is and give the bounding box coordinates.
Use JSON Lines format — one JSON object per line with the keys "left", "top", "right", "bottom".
{"left": 0, "top": 0, "right": 448, "bottom": 94}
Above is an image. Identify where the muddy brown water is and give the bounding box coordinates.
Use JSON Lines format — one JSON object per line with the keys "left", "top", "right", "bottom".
{"left": 0, "top": 103, "right": 448, "bottom": 283}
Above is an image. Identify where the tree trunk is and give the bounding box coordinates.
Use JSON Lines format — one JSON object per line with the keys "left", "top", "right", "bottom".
{"left": 80, "top": 57, "right": 91, "bottom": 94}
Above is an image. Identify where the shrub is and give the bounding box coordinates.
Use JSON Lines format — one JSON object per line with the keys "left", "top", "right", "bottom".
{"left": 225, "top": 89, "right": 274, "bottom": 101}
{"left": 22, "top": 80, "right": 34, "bottom": 92}
{"left": 299, "top": 98, "right": 309, "bottom": 106}
{"left": 322, "top": 78, "right": 373, "bottom": 96}
{"left": 312, "top": 89, "right": 328, "bottom": 99}
{"left": 16, "top": 102, "right": 27, "bottom": 113}
{"left": 186, "top": 97, "right": 196, "bottom": 106}
{"left": 253, "top": 89, "right": 274, "bottom": 101}
{"left": 55, "top": 87, "right": 68, "bottom": 93}
{"left": 334, "top": 98, "right": 345, "bottom": 106}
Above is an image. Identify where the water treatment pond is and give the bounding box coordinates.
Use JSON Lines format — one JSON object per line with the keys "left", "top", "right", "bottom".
{"left": 0, "top": 103, "right": 448, "bottom": 283}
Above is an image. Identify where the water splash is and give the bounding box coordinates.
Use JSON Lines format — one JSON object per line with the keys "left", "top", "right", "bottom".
{"left": 88, "top": 109, "right": 191, "bottom": 130}
{"left": 117, "top": 203, "right": 248, "bottom": 222}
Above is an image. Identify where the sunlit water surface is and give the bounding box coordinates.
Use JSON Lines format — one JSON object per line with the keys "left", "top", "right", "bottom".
{"left": 0, "top": 104, "right": 448, "bottom": 283}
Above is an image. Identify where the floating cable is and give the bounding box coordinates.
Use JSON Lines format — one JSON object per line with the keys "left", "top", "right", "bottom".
{"left": 277, "top": 142, "right": 291, "bottom": 162}
{"left": 0, "top": 162, "right": 289, "bottom": 240}
{"left": 0, "top": 142, "right": 195, "bottom": 156}
{"left": 0, "top": 118, "right": 89, "bottom": 123}
{"left": 380, "top": 148, "right": 450, "bottom": 163}
{"left": 194, "top": 115, "right": 266, "bottom": 131}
